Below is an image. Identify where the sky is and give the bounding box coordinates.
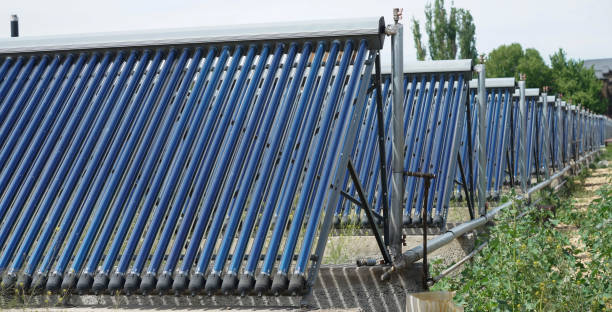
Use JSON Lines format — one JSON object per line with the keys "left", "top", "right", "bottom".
{"left": 1, "top": 0, "right": 611, "bottom": 65}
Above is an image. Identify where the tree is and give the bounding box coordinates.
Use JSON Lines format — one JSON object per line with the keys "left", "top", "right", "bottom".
{"left": 485, "top": 43, "right": 523, "bottom": 78}
{"left": 550, "top": 49, "right": 605, "bottom": 113}
{"left": 457, "top": 10, "right": 477, "bottom": 62}
{"left": 517, "top": 48, "right": 551, "bottom": 89}
{"left": 487, "top": 45, "right": 606, "bottom": 113}
{"left": 411, "top": 18, "right": 427, "bottom": 61}
{"left": 410, "top": 0, "right": 477, "bottom": 61}
{"left": 486, "top": 44, "right": 550, "bottom": 89}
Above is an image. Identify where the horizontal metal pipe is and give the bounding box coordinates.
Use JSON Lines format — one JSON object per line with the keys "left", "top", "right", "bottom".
{"left": 432, "top": 241, "right": 488, "bottom": 283}
{"left": 395, "top": 148, "right": 601, "bottom": 270}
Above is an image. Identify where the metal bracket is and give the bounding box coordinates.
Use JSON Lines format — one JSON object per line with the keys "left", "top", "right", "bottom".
{"left": 340, "top": 191, "right": 383, "bottom": 221}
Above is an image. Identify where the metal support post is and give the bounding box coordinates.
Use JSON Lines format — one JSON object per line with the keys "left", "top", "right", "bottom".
{"left": 509, "top": 95, "right": 516, "bottom": 185}
{"left": 389, "top": 8, "right": 405, "bottom": 259}
{"left": 373, "top": 54, "right": 390, "bottom": 246}
{"left": 506, "top": 150, "right": 514, "bottom": 186}
{"left": 421, "top": 176, "right": 433, "bottom": 290}
{"left": 541, "top": 89, "right": 550, "bottom": 179}
{"left": 518, "top": 77, "right": 528, "bottom": 192}
{"left": 475, "top": 61, "right": 487, "bottom": 215}
{"left": 465, "top": 91, "right": 476, "bottom": 202}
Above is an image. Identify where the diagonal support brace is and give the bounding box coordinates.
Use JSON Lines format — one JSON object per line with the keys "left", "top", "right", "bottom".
{"left": 347, "top": 160, "right": 392, "bottom": 264}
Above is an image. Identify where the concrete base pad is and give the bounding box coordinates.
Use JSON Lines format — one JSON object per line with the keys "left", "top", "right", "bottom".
{"left": 0, "top": 265, "right": 424, "bottom": 312}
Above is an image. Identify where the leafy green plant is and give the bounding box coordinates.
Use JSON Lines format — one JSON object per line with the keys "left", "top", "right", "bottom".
{"left": 432, "top": 172, "right": 611, "bottom": 311}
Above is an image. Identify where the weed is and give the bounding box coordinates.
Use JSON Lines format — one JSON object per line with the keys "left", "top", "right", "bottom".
{"left": 324, "top": 236, "right": 351, "bottom": 264}
{"left": 431, "top": 163, "right": 612, "bottom": 311}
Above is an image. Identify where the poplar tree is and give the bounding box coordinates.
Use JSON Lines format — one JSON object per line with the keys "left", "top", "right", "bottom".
{"left": 411, "top": 0, "right": 477, "bottom": 62}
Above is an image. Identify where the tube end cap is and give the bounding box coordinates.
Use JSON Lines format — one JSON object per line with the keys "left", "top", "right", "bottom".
{"left": 92, "top": 273, "right": 109, "bottom": 293}
{"left": 187, "top": 273, "right": 205, "bottom": 294}
{"left": 270, "top": 274, "right": 288, "bottom": 295}
{"left": 61, "top": 271, "right": 78, "bottom": 292}
{"left": 171, "top": 272, "right": 189, "bottom": 294}
{"left": 76, "top": 273, "right": 93, "bottom": 294}
{"left": 46, "top": 272, "right": 62, "bottom": 292}
{"left": 237, "top": 274, "right": 254, "bottom": 296}
{"left": 204, "top": 273, "right": 221, "bottom": 295}
{"left": 124, "top": 273, "right": 141, "bottom": 293}
{"left": 253, "top": 274, "right": 271, "bottom": 295}
{"left": 288, "top": 274, "right": 306, "bottom": 295}
{"left": 16, "top": 273, "right": 32, "bottom": 291}
{"left": 140, "top": 273, "right": 156, "bottom": 293}
{"left": 1, "top": 272, "right": 17, "bottom": 290}
{"left": 31, "top": 273, "right": 47, "bottom": 291}
{"left": 156, "top": 272, "right": 173, "bottom": 293}
{"left": 220, "top": 273, "right": 238, "bottom": 295}
{"left": 108, "top": 272, "right": 125, "bottom": 292}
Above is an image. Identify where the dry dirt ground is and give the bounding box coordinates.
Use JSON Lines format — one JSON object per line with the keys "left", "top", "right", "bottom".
{"left": 555, "top": 164, "right": 612, "bottom": 266}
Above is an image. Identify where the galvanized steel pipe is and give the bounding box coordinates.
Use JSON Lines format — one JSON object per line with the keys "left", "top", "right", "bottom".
{"left": 389, "top": 148, "right": 600, "bottom": 274}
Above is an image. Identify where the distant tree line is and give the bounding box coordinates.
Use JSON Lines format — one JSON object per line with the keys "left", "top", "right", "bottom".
{"left": 487, "top": 44, "right": 606, "bottom": 114}
{"left": 410, "top": 1, "right": 606, "bottom": 114}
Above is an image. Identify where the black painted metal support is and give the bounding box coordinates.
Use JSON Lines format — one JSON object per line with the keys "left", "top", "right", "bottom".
{"left": 340, "top": 190, "right": 363, "bottom": 208}
{"left": 457, "top": 153, "right": 474, "bottom": 220}
{"left": 506, "top": 149, "right": 514, "bottom": 186}
{"left": 374, "top": 53, "right": 391, "bottom": 247}
{"left": 347, "top": 160, "right": 391, "bottom": 264}
{"left": 509, "top": 98, "right": 516, "bottom": 185}
{"left": 534, "top": 111, "right": 541, "bottom": 182}
{"left": 422, "top": 177, "right": 432, "bottom": 290}
{"left": 340, "top": 191, "right": 383, "bottom": 221}
{"left": 464, "top": 91, "right": 476, "bottom": 210}
{"left": 403, "top": 171, "right": 435, "bottom": 290}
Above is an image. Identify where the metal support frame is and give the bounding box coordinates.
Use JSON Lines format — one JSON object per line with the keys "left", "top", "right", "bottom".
{"left": 346, "top": 160, "right": 391, "bottom": 264}
{"left": 373, "top": 54, "right": 391, "bottom": 246}
{"left": 388, "top": 14, "right": 404, "bottom": 259}
{"left": 475, "top": 63, "right": 487, "bottom": 215}
{"left": 464, "top": 89, "right": 477, "bottom": 210}
{"left": 403, "top": 171, "right": 435, "bottom": 289}
{"left": 456, "top": 154, "right": 474, "bottom": 219}
{"left": 518, "top": 79, "right": 528, "bottom": 192}
{"left": 534, "top": 116, "right": 541, "bottom": 182}
{"left": 506, "top": 150, "right": 515, "bottom": 186}
{"left": 541, "top": 91, "right": 551, "bottom": 179}
{"left": 509, "top": 95, "right": 516, "bottom": 186}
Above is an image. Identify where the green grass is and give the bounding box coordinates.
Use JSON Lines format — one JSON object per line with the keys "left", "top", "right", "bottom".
{"left": 600, "top": 144, "right": 612, "bottom": 160}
